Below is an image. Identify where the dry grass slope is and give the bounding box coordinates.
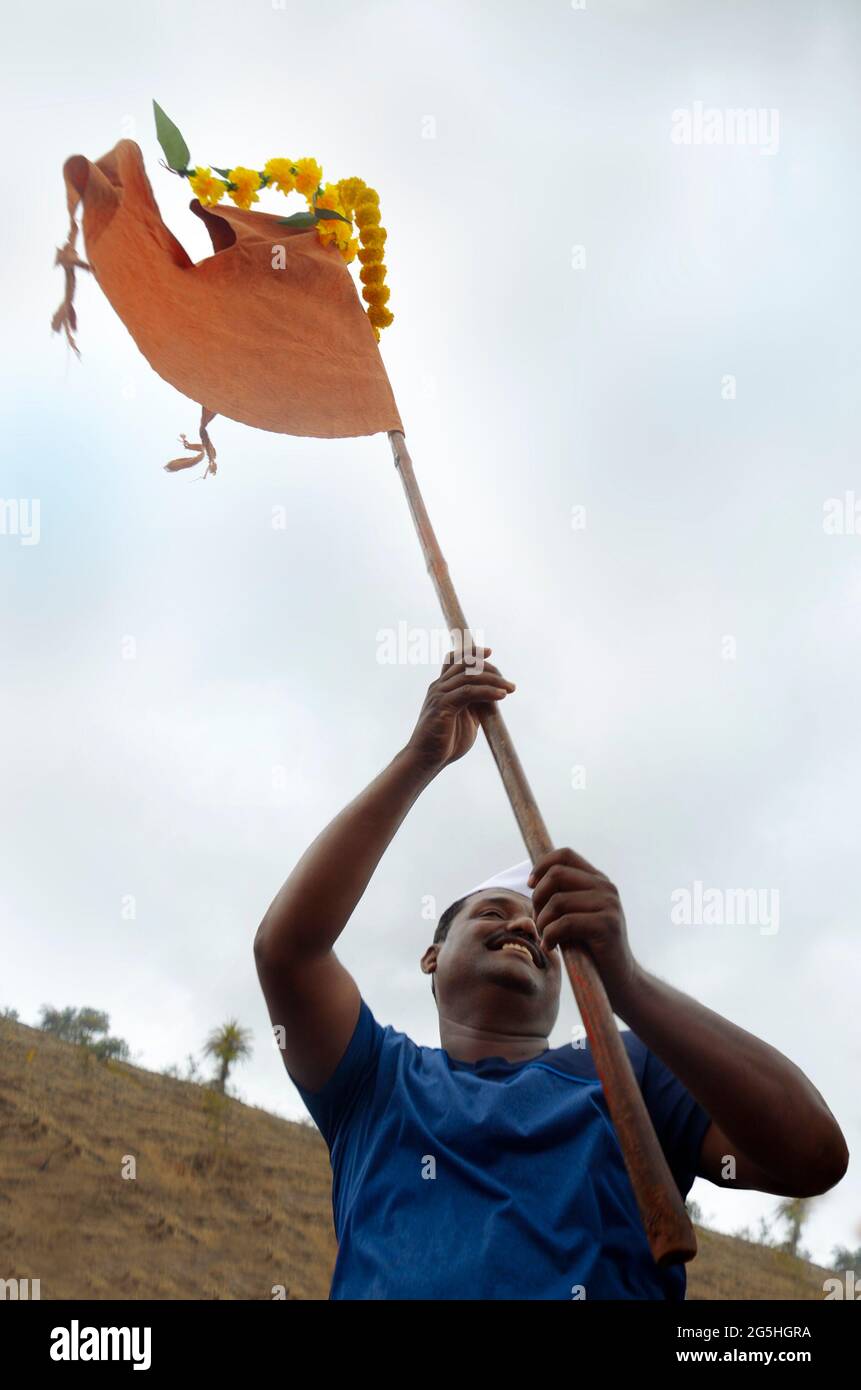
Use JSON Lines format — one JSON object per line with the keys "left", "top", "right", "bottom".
{"left": 0, "top": 1019, "right": 832, "bottom": 1300}
{"left": 0, "top": 1019, "right": 335, "bottom": 1299}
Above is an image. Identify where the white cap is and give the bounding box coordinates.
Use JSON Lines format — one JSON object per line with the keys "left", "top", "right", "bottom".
{"left": 468, "top": 859, "right": 533, "bottom": 901}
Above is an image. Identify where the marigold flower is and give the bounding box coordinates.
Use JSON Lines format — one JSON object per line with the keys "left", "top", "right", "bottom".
{"left": 189, "top": 167, "right": 227, "bottom": 208}
{"left": 356, "top": 204, "right": 381, "bottom": 229}
{"left": 316, "top": 216, "right": 353, "bottom": 257}
{"left": 293, "top": 157, "right": 323, "bottom": 199}
{"left": 368, "top": 304, "right": 394, "bottom": 329}
{"left": 337, "top": 177, "right": 365, "bottom": 211}
{"left": 263, "top": 158, "right": 295, "bottom": 194}
{"left": 227, "top": 166, "right": 262, "bottom": 210}
{"left": 360, "top": 263, "right": 386, "bottom": 285}
{"left": 360, "top": 226, "right": 387, "bottom": 250}
{"left": 362, "top": 284, "right": 390, "bottom": 308}
{"left": 316, "top": 191, "right": 354, "bottom": 250}
{"left": 316, "top": 182, "right": 345, "bottom": 214}
{"left": 340, "top": 237, "right": 359, "bottom": 264}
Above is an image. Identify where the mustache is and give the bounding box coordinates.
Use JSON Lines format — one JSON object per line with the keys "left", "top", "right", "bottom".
{"left": 485, "top": 928, "right": 546, "bottom": 969}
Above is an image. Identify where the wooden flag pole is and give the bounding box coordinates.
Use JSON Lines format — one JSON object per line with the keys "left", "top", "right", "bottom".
{"left": 388, "top": 429, "right": 697, "bottom": 1267}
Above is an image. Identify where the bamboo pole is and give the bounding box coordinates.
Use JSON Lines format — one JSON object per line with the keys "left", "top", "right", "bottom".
{"left": 388, "top": 429, "right": 697, "bottom": 1267}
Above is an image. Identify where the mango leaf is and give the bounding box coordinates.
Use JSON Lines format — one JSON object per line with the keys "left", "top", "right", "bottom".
{"left": 314, "top": 207, "right": 352, "bottom": 225}
{"left": 277, "top": 212, "right": 316, "bottom": 228}
{"left": 152, "top": 101, "right": 191, "bottom": 173}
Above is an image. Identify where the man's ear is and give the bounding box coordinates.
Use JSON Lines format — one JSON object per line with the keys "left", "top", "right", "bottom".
{"left": 420, "top": 944, "right": 438, "bottom": 977}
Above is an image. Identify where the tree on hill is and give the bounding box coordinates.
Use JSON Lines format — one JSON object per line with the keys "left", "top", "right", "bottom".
{"left": 775, "top": 1197, "right": 810, "bottom": 1257}
{"left": 831, "top": 1244, "right": 861, "bottom": 1274}
{"left": 203, "top": 1020, "right": 253, "bottom": 1093}
{"left": 38, "top": 1005, "right": 130, "bottom": 1061}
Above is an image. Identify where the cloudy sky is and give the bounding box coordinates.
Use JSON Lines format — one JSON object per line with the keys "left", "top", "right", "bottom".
{"left": 2, "top": 0, "right": 859, "bottom": 1268}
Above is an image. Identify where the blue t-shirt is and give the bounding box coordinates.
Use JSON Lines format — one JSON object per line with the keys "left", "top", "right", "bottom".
{"left": 292, "top": 1001, "right": 711, "bottom": 1300}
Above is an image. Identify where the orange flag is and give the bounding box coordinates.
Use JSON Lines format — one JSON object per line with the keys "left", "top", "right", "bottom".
{"left": 53, "top": 140, "right": 403, "bottom": 473}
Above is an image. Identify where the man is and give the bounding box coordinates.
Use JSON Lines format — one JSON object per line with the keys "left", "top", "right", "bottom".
{"left": 254, "top": 650, "right": 848, "bottom": 1299}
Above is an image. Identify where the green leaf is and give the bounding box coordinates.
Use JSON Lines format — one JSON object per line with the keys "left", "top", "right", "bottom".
{"left": 314, "top": 207, "right": 352, "bottom": 225}
{"left": 276, "top": 209, "right": 353, "bottom": 229}
{"left": 152, "top": 100, "right": 191, "bottom": 173}
{"left": 277, "top": 212, "right": 317, "bottom": 228}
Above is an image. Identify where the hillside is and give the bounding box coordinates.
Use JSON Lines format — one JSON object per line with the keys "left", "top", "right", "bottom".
{"left": 0, "top": 1018, "right": 833, "bottom": 1300}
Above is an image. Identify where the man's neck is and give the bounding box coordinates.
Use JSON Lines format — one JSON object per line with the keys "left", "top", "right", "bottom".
{"left": 437, "top": 1014, "right": 549, "bottom": 1064}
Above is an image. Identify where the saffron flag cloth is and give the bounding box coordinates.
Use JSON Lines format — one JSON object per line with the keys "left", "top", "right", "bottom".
{"left": 53, "top": 140, "right": 403, "bottom": 470}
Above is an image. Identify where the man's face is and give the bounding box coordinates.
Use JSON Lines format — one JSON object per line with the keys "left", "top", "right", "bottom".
{"left": 422, "top": 889, "right": 561, "bottom": 1036}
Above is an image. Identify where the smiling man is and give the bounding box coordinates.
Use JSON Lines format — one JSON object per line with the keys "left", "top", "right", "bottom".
{"left": 254, "top": 650, "right": 848, "bottom": 1300}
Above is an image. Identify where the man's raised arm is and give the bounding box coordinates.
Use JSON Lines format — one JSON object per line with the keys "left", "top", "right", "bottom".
{"left": 254, "top": 649, "right": 514, "bottom": 1091}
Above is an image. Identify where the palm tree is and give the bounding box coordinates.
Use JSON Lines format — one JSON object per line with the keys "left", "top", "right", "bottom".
{"left": 203, "top": 1020, "right": 253, "bottom": 1093}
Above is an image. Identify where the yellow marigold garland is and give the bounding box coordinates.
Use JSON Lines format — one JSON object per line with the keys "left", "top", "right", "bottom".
{"left": 182, "top": 152, "right": 391, "bottom": 337}
{"left": 335, "top": 178, "right": 393, "bottom": 335}
{"left": 189, "top": 167, "right": 227, "bottom": 208}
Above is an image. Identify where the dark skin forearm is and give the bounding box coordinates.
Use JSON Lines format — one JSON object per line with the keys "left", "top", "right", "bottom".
{"left": 254, "top": 649, "right": 516, "bottom": 1092}
{"left": 614, "top": 967, "right": 849, "bottom": 1196}
{"left": 529, "top": 848, "right": 849, "bottom": 1198}
{"left": 256, "top": 648, "right": 515, "bottom": 968}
